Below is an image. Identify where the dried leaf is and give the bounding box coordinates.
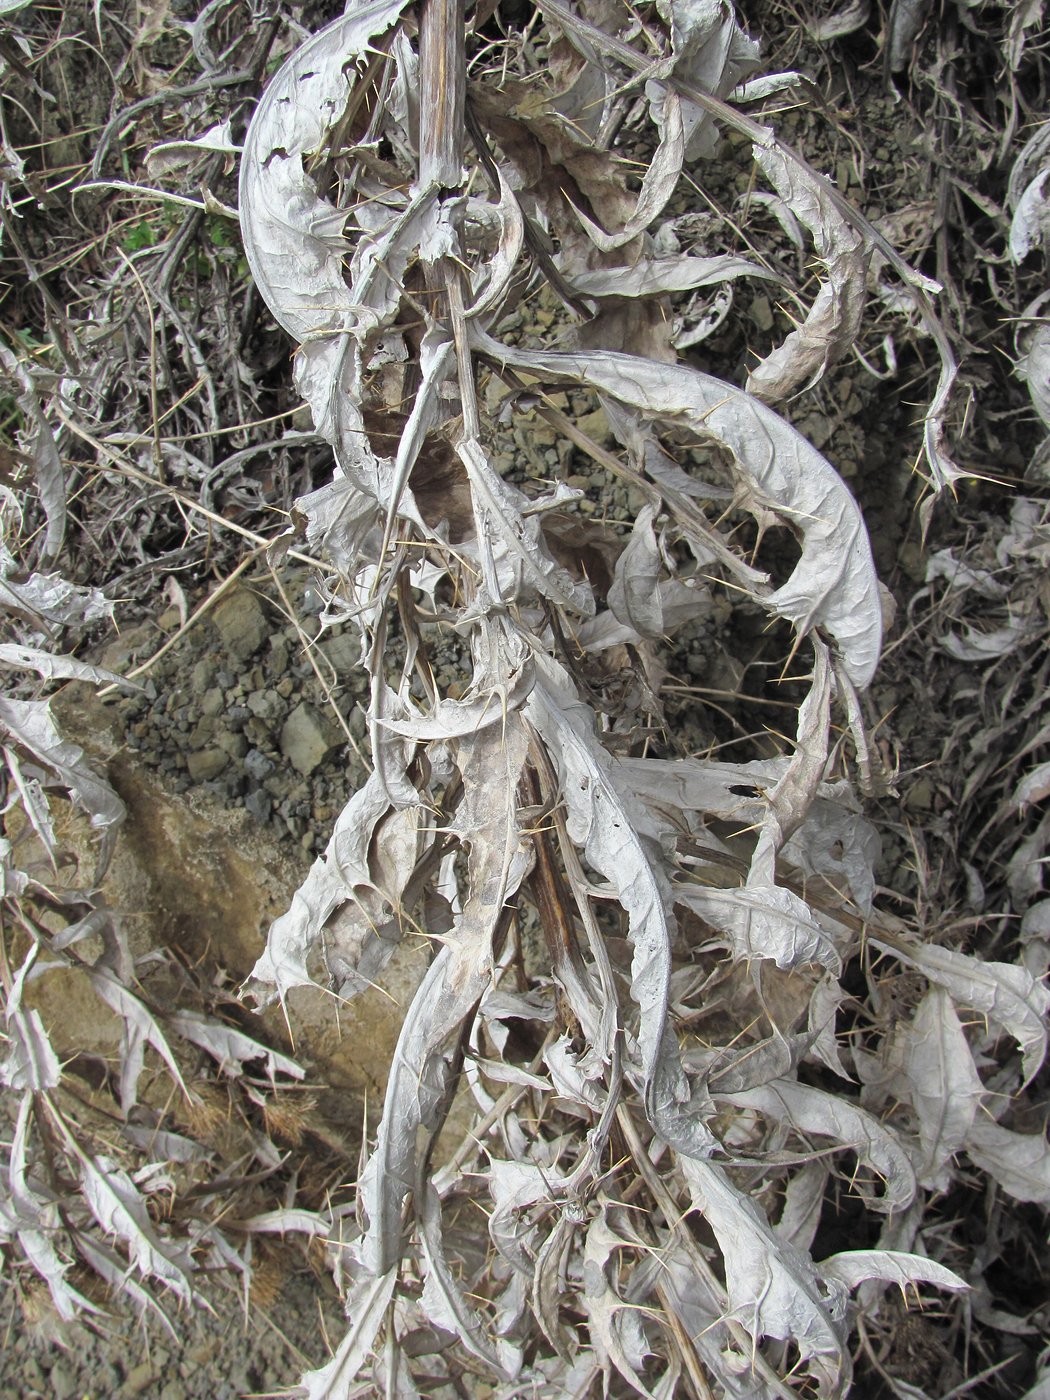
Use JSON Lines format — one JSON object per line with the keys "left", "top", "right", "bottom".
{"left": 239, "top": 5, "right": 411, "bottom": 344}
{"left": 746, "top": 140, "right": 869, "bottom": 402}
{"left": 677, "top": 881, "right": 840, "bottom": 970}
{"left": 75, "top": 1150, "right": 193, "bottom": 1300}
{"left": 808, "top": 0, "right": 872, "bottom": 41}
{"left": 748, "top": 640, "right": 832, "bottom": 884}
{"left": 0, "top": 1009, "right": 61, "bottom": 1090}
{"left": 582, "top": 1208, "right": 654, "bottom": 1398}
{"left": 567, "top": 253, "right": 776, "bottom": 300}
{"left": 965, "top": 1118, "right": 1050, "bottom": 1204}
{"left": 1010, "top": 172, "right": 1050, "bottom": 264}
{"left": 88, "top": 970, "right": 189, "bottom": 1100}
{"left": 475, "top": 336, "right": 882, "bottom": 687}
{"left": 680, "top": 1155, "right": 847, "bottom": 1393}
{"left": 874, "top": 939, "right": 1050, "bottom": 1086}
{"left": 607, "top": 505, "right": 666, "bottom": 637}
{"left": 458, "top": 437, "right": 594, "bottom": 614}
{"left": 887, "top": 0, "right": 932, "bottom": 73}
{"left": 0, "top": 698, "right": 124, "bottom": 877}
{"left": 302, "top": 1270, "right": 398, "bottom": 1400}
{"left": 526, "top": 653, "right": 715, "bottom": 1158}
{"left": 146, "top": 118, "right": 239, "bottom": 177}
{"left": 237, "top": 1208, "right": 330, "bottom": 1237}
{"left": 0, "top": 557, "right": 112, "bottom": 631}
{"left": 123, "top": 1125, "right": 213, "bottom": 1164}
{"left": 647, "top": 0, "right": 760, "bottom": 158}
{"left": 569, "top": 88, "right": 684, "bottom": 251}
{"left": 360, "top": 719, "right": 531, "bottom": 1275}
{"left": 420, "top": 1184, "right": 517, "bottom": 1377}
{"left": 0, "top": 346, "right": 65, "bottom": 565}
{"left": 719, "top": 1079, "right": 916, "bottom": 1212}
{"left": 247, "top": 771, "right": 393, "bottom": 1001}
{"left": 0, "top": 643, "right": 131, "bottom": 687}
{"left": 1017, "top": 321, "right": 1050, "bottom": 430}
{"left": 3, "top": 743, "right": 58, "bottom": 868}
{"left": 898, "top": 989, "right": 983, "bottom": 1191}
{"left": 818, "top": 1250, "right": 967, "bottom": 1296}
{"left": 776, "top": 1161, "right": 828, "bottom": 1252}
{"left": 167, "top": 1010, "right": 304, "bottom": 1081}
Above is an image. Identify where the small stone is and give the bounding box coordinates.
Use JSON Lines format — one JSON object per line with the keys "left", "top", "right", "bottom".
{"left": 245, "top": 716, "right": 272, "bottom": 747}
{"left": 49, "top": 1362, "right": 76, "bottom": 1400}
{"left": 244, "top": 748, "right": 275, "bottom": 781}
{"left": 905, "top": 777, "right": 934, "bottom": 812}
{"left": 576, "top": 407, "right": 612, "bottom": 446}
{"left": 750, "top": 295, "right": 774, "bottom": 332}
{"left": 157, "top": 606, "right": 182, "bottom": 633}
{"left": 320, "top": 632, "right": 360, "bottom": 674}
{"left": 248, "top": 690, "right": 284, "bottom": 724}
{"left": 217, "top": 731, "right": 248, "bottom": 760}
{"left": 188, "top": 716, "right": 217, "bottom": 750}
{"left": 244, "top": 788, "right": 272, "bottom": 824}
{"left": 23, "top": 1360, "right": 45, "bottom": 1390}
{"left": 186, "top": 748, "right": 229, "bottom": 783}
{"left": 276, "top": 676, "right": 295, "bottom": 699}
{"left": 121, "top": 1361, "right": 159, "bottom": 1397}
{"left": 211, "top": 588, "right": 269, "bottom": 661}
{"left": 200, "top": 687, "right": 225, "bottom": 718}
{"left": 226, "top": 704, "right": 251, "bottom": 729}
{"left": 190, "top": 659, "right": 217, "bottom": 693}
{"left": 280, "top": 702, "right": 337, "bottom": 776}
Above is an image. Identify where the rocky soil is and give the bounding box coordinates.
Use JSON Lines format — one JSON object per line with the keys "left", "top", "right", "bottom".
{"left": 0, "top": 1264, "right": 345, "bottom": 1400}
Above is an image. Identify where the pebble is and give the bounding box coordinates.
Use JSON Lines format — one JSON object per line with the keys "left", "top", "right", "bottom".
{"left": 50, "top": 1362, "right": 77, "bottom": 1400}
{"left": 750, "top": 294, "right": 774, "bottom": 332}
{"left": 217, "top": 731, "right": 248, "bottom": 760}
{"left": 186, "top": 749, "right": 229, "bottom": 783}
{"left": 576, "top": 407, "right": 612, "bottom": 446}
{"left": 320, "top": 632, "right": 360, "bottom": 674}
{"left": 244, "top": 748, "right": 275, "bottom": 781}
{"left": 248, "top": 690, "right": 284, "bottom": 724}
{"left": 189, "top": 717, "right": 217, "bottom": 749}
{"left": 121, "top": 1360, "right": 159, "bottom": 1396}
{"left": 211, "top": 588, "right": 269, "bottom": 661}
{"left": 23, "top": 1359, "right": 45, "bottom": 1389}
{"left": 280, "top": 703, "right": 337, "bottom": 777}
{"left": 190, "top": 659, "right": 216, "bottom": 693}
{"left": 245, "top": 788, "right": 272, "bottom": 824}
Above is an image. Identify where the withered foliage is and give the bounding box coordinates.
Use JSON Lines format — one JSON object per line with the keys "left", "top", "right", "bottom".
{"left": 1, "top": 1, "right": 1050, "bottom": 1398}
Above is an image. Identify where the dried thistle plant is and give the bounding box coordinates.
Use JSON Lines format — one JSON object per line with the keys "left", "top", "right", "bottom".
{"left": 1, "top": 2, "right": 1048, "bottom": 1397}
{"left": 224, "top": 3, "right": 1050, "bottom": 1396}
